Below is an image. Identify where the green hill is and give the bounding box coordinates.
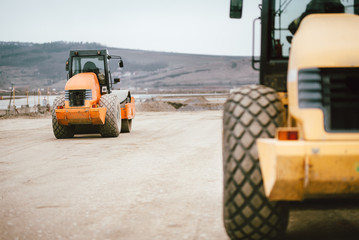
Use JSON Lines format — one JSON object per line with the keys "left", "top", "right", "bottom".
{"left": 0, "top": 41, "right": 258, "bottom": 92}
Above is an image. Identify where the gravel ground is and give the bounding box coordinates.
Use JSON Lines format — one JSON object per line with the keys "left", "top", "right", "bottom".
{"left": 0, "top": 111, "right": 358, "bottom": 240}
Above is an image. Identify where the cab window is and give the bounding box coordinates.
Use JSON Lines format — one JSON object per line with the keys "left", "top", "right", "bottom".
{"left": 271, "top": 0, "right": 358, "bottom": 59}
{"left": 71, "top": 56, "right": 105, "bottom": 76}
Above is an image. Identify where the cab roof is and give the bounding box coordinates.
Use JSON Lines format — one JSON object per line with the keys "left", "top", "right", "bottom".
{"left": 69, "top": 49, "right": 109, "bottom": 57}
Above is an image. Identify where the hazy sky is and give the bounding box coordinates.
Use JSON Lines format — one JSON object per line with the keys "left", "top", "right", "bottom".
{"left": 0, "top": 0, "right": 261, "bottom": 56}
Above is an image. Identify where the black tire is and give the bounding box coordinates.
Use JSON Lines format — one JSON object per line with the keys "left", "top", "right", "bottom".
{"left": 52, "top": 96, "right": 75, "bottom": 139}
{"left": 222, "top": 85, "right": 289, "bottom": 240}
{"left": 121, "top": 119, "right": 132, "bottom": 133}
{"left": 99, "top": 94, "right": 121, "bottom": 137}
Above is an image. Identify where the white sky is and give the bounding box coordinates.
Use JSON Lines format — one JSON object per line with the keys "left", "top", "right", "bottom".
{"left": 0, "top": 0, "right": 261, "bottom": 56}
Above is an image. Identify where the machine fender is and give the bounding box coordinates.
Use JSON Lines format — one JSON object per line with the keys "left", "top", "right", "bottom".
{"left": 111, "top": 90, "right": 131, "bottom": 104}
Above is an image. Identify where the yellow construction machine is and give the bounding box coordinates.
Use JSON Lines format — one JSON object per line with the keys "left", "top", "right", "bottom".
{"left": 223, "top": 0, "right": 359, "bottom": 239}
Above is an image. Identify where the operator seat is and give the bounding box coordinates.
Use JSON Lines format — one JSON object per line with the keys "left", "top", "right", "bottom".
{"left": 289, "top": 0, "right": 344, "bottom": 35}
{"left": 83, "top": 61, "right": 98, "bottom": 73}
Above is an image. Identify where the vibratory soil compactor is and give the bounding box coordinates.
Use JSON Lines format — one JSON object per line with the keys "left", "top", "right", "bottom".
{"left": 223, "top": 1, "right": 359, "bottom": 239}
{"left": 52, "top": 50, "right": 135, "bottom": 138}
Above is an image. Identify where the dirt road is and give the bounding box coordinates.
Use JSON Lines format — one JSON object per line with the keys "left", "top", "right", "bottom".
{"left": 1, "top": 111, "right": 359, "bottom": 240}
{"left": 0, "top": 112, "right": 226, "bottom": 240}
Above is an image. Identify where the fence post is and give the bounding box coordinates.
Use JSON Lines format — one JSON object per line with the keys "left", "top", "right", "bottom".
{"left": 12, "top": 87, "right": 15, "bottom": 107}
{"left": 26, "top": 90, "right": 29, "bottom": 107}
{"left": 38, "top": 88, "right": 41, "bottom": 106}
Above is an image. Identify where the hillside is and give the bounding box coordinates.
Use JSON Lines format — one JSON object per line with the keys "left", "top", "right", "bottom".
{"left": 0, "top": 41, "right": 258, "bottom": 92}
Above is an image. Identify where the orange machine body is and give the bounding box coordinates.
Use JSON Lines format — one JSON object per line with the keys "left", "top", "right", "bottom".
{"left": 121, "top": 96, "right": 135, "bottom": 120}
{"left": 55, "top": 73, "right": 135, "bottom": 126}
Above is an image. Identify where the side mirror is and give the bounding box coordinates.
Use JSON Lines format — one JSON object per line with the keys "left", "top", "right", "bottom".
{"left": 230, "top": 0, "right": 243, "bottom": 19}
{"left": 286, "top": 36, "right": 293, "bottom": 44}
{"left": 65, "top": 59, "right": 69, "bottom": 71}
{"left": 114, "top": 78, "right": 120, "bottom": 83}
{"left": 119, "top": 60, "right": 124, "bottom": 68}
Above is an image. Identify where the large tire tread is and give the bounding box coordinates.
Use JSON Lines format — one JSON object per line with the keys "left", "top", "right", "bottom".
{"left": 223, "top": 85, "right": 288, "bottom": 240}
{"left": 121, "top": 119, "right": 132, "bottom": 133}
{"left": 99, "top": 94, "right": 121, "bottom": 137}
{"left": 52, "top": 96, "right": 75, "bottom": 139}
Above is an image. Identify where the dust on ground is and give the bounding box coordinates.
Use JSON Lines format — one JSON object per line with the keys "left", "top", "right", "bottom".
{"left": 1, "top": 98, "right": 359, "bottom": 240}
{"left": 0, "top": 111, "right": 227, "bottom": 240}
{"left": 136, "top": 96, "right": 224, "bottom": 112}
